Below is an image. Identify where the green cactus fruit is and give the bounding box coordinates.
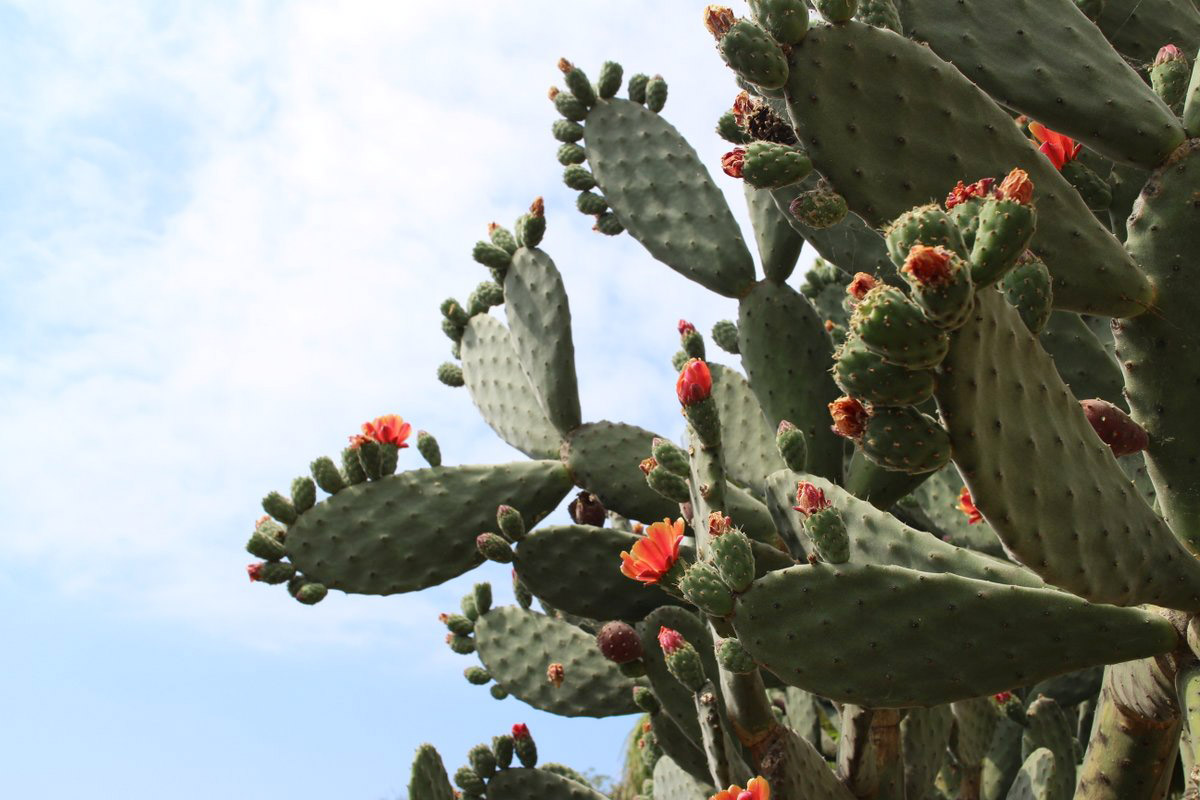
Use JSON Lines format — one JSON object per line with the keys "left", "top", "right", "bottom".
{"left": 1151, "top": 45, "right": 1190, "bottom": 115}
{"left": 461, "top": 593, "right": 479, "bottom": 621}
{"left": 715, "top": 637, "right": 757, "bottom": 674}
{"left": 576, "top": 191, "right": 607, "bottom": 215}
{"left": 788, "top": 182, "right": 849, "bottom": 229}
{"left": 472, "top": 240, "right": 512, "bottom": 271}
{"left": 464, "top": 666, "right": 492, "bottom": 686}
{"left": 441, "top": 317, "right": 465, "bottom": 342}
{"left": 415, "top": 430, "right": 441, "bottom": 468}
{"left": 717, "top": 19, "right": 790, "bottom": 90}
{"left": 947, "top": 195, "right": 986, "bottom": 253}
{"left": 650, "top": 438, "right": 691, "bottom": 478}
{"left": 489, "top": 684, "right": 508, "bottom": 700}
{"left": 833, "top": 334, "right": 936, "bottom": 407}
{"left": 850, "top": 285, "right": 950, "bottom": 369}
{"left": 717, "top": 110, "right": 751, "bottom": 144}
{"left": 557, "top": 143, "right": 586, "bottom": 166}
{"left": 804, "top": 508, "right": 851, "bottom": 564}
{"left": 309, "top": 456, "right": 346, "bottom": 495}
{"left": 711, "top": 320, "right": 739, "bottom": 354}
{"left": 1001, "top": 253, "right": 1054, "bottom": 335}
{"left": 495, "top": 504, "right": 525, "bottom": 542}
{"left": 563, "top": 164, "right": 597, "bottom": 191}
{"left": 290, "top": 476, "right": 316, "bottom": 513}
{"left": 440, "top": 297, "right": 470, "bottom": 326}
{"left": 492, "top": 735, "right": 514, "bottom": 769}
{"left": 749, "top": 0, "right": 810, "bottom": 44}
{"left": 476, "top": 532, "right": 514, "bottom": 564}
{"left": 638, "top": 729, "right": 661, "bottom": 771}
{"left": 627, "top": 73, "right": 649, "bottom": 104}
{"left": 466, "top": 280, "right": 503, "bottom": 316}
{"left": 488, "top": 223, "right": 518, "bottom": 255}
{"left": 670, "top": 350, "right": 690, "bottom": 372}
{"left": 658, "top": 628, "right": 707, "bottom": 692}
{"left": 246, "top": 518, "right": 286, "bottom": 561}
{"left": 861, "top": 406, "right": 952, "bottom": 475}
{"left": 340, "top": 446, "right": 367, "bottom": 484}
{"left": 709, "top": 528, "right": 755, "bottom": 592}
{"left": 678, "top": 320, "right": 705, "bottom": 359}
{"left": 355, "top": 440, "right": 382, "bottom": 481}
{"left": 596, "top": 621, "right": 644, "bottom": 664}
{"left": 885, "top": 203, "right": 968, "bottom": 265}
{"left": 443, "top": 613, "right": 475, "bottom": 636}
{"left": 516, "top": 198, "right": 546, "bottom": 248}
{"left": 1073, "top": 0, "right": 1103, "bottom": 21}
{"left": 855, "top": 0, "right": 901, "bottom": 31}
{"left": 970, "top": 170, "right": 1037, "bottom": 286}
{"left": 261, "top": 490, "right": 298, "bottom": 525}
{"left": 645, "top": 464, "right": 692, "bottom": 504}
{"left": 436, "top": 362, "right": 464, "bottom": 387}
{"left": 454, "top": 766, "right": 486, "bottom": 796}
{"left": 1060, "top": 159, "right": 1113, "bottom": 212}
{"left": 597, "top": 60, "right": 623, "bottom": 99}
{"left": 473, "top": 582, "right": 493, "bottom": 616}
{"left": 468, "top": 743, "right": 497, "bottom": 779}
{"left": 738, "top": 141, "right": 812, "bottom": 189}
{"left": 550, "top": 88, "right": 588, "bottom": 121}
{"left": 817, "top": 0, "right": 859, "bottom": 23}
{"left": 633, "top": 686, "right": 661, "bottom": 713}
{"left": 594, "top": 212, "right": 623, "bottom": 236}
{"left": 286, "top": 573, "right": 307, "bottom": 597}
{"left": 512, "top": 724, "right": 537, "bottom": 767}
{"left": 645, "top": 75, "right": 668, "bottom": 113}
{"left": 513, "top": 571, "right": 533, "bottom": 610}
{"left": 678, "top": 561, "right": 735, "bottom": 616}
{"left": 557, "top": 59, "right": 596, "bottom": 108}
{"left": 293, "top": 582, "right": 327, "bottom": 605}
{"left": 898, "top": 245, "right": 975, "bottom": 330}
{"left": 551, "top": 119, "right": 584, "bottom": 143}
{"left": 618, "top": 660, "right": 646, "bottom": 679}
{"left": 250, "top": 561, "right": 294, "bottom": 584}
{"left": 447, "top": 633, "right": 475, "bottom": 655}
{"left": 775, "top": 420, "right": 808, "bottom": 473}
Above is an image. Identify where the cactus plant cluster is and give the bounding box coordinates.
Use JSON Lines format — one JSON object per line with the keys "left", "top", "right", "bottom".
{"left": 241, "top": 1, "right": 1200, "bottom": 798}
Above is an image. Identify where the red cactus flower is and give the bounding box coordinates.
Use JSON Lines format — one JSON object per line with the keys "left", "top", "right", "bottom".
{"left": 710, "top": 776, "right": 771, "bottom": 800}
{"left": 546, "top": 662, "right": 565, "bottom": 688}
{"left": 1155, "top": 44, "right": 1185, "bottom": 65}
{"left": 721, "top": 148, "right": 746, "bottom": 179}
{"left": 828, "top": 396, "right": 869, "bottom": 439}
{"left": 957, "top": 486, "right": 983, "bottom": 525}
{"left": 846, "top": 272, "right": 878, "bottom": 301}
{"left": 708, "top": 512, "right": 733, "bottom": 537}
{"left": 676, "top": 358, "right": 713, "bottom": 406}
{"left": 903, "top": 245, "right": 955, "bottom": 287}
{"left": 620, "top": 518, "right": 685, "bottom": 585}
{"left": 993, "top": 691, "right": 1014, "bottom": 704}
{"left": 639, "top": 457, "right": 658, "bottom": 476}
{"left": 793, "top": 482, "right": 832, "bottom": 516}
{"left": 997, "top": 168, "right": 1034, "bottom": 205}
{"left": 657, "top": 626, "right": 686, "bottom": 655}
{"left": 350, "top": 414, "right": 412, "bottom": 449}
{"left": 511, "top": 723, "right": 530, "bottom": 740}
{"left": 247, "top": 563, "right": 264, "bottom": 582}
{"left": 1028, "top": 122, "right": 1081, "bottom": 171}
{"left": 678, "top": 319, "right": 697, "bottom": 336}
{"left": 945, "top": 177, "right": 996, "bottom": 209}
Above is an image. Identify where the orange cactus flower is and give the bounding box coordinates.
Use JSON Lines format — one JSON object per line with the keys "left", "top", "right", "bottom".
{"left": 793, "top": 481, "right": 831, "bottom": 517}
{"left": 710, "top": 776, "right": 771, "bottom": 800}
{"left": 620, "top": 518, "right": 685, "bottom": 585}
{"left": 721, "top": 148, "right": 746, "bottom": 179}
{"left": 997, "top": 168, "right": 1034, "bottom": 205}
{"left": 957, "top": 486, "right": 983, "bottom": 525}
{"left": 846, "top": 272, "right": 877, "bottom": 301}
{"left": 903, "top": 245, "right": 955, "bottom": 287}
{"left": 945, "top": 177, "right": 996, "bottom": 209}
{"left": 1028, "top": 122, "right": 1080, "bottom": 171}
{"left": 350, "top": 414, "right": 412, "bottom": 449}
{"left": 829, "top": 396, "right": 869, "bottom": 439}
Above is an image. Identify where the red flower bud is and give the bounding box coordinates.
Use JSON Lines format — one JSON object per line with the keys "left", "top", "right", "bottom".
{"left": 945, "top": 177, "right": 996, "bottom": 209}
{"left": 676, "top": 359, "right": 713, "bottom": 406}
{"left": 1155, "top": 44, "right": 1185, "bottom": 65}
{"left": 247, "top": 563, "right": 263, "bottom": 582}
{"left": 793, "top": 482, "right": 831, "bottom": 516}
{"left": 721, "top": 148, "right": 746, "bottom": 179}
{"left": 511, "top": 723, "right": 530, "bottom": 740}
{"left": 657, "top": 626, "right": 686, "bottom": 655}
{"left": 547, "top": 662, "right": 565, "bottom": 688}
{"left": 678, "top": 319, "right": 696, "bottom": 336}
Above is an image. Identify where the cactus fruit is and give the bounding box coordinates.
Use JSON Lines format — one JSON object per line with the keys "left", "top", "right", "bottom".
{"left": 244, "top": 20, "right": 1200, "bottom": 798}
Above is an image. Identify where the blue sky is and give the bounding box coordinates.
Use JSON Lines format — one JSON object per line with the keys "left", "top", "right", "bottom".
{"left": 0, "top": 3, "right": 812, "bottom": 797}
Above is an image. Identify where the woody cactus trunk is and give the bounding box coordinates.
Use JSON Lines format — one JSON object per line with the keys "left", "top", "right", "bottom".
{"left": 242, "top": 2, "right": 1200, "bottom": 798}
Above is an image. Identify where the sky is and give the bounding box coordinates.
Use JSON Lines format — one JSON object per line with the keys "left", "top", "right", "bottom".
{"left": 0, "top": 2, "right": 813, "bottom": 798}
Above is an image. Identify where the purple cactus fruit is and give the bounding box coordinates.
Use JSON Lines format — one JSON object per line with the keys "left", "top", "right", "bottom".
{"left": 1080, "top": 399, "right": 1148, "bottom": 458}
{"left": 596, "top": 621, "right": 644, "bottom": 664}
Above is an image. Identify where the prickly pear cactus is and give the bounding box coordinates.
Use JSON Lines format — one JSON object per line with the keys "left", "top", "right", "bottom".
{"left": 242, "top": 4, "right": 1200, "bottom": 799}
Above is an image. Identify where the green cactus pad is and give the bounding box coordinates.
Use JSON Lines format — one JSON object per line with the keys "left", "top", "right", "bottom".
{"left": 407, "top": 744, "right": 456, "bottom": 800}
{"left": 284, "top": 460, "right": 571, "bottom": 595}
{"left": 1037, "top": 311, "right": 1125, "bottom": 410}
{"left": 842, "top": 449, "right": 935, "bottom": 511}
{"left": 473, "top": 606, "right": 638, "bottom": 718}
{"left": 905, "top": 466, "right": 1004, "bottom": 556}
{"left": 762, "top": 728, "right": 859, "bottom": 800}
{"left": 781, "top": 21, "right": 1151, "bottom": 317}
{"left": 651, "top": 755, "right": 715, "bottom": 800}
{"left": 1001, "top": 253, "right": 1053, "bottom": 336}
{"left": 731, "top": 561, "right": 1178, "bottom": 707}
{"left": 1021, "top": 696, "right": 1077, "bottom": 800}
{"left": 1114, "top": 142, "right": 1200, "bottom": 552}
{"left": 982, "top": 718, "right": 1025, "bottom": 800}
{"left": 744, "top": 184, "right": 804, "bottom": 283}
{"left": 772, "top": 179, "right": 894, "bottom": 278}
{"left": 737, "top": 280, "right": 843, "bottom": 480}
{"left": 1007, "top": 747, "right": 1055, "bottom": 800}
{"left": 893, "top": 0, "right": 1184, "bottom": 168}
{"left": 1095, "top": 0, "right": 1200, "bottom": 63}
{"left": 582, "top": 99, "right": 755, "bottom": 298}
{"left": 901, "top": 705, "right": 954, "bottom": 800}
{"left": 485, "top": 767, "right": 609, "bottom": 800}
{"left": 855, "top": 0, "right": 902, "bottom": 32}
{"left": 710, "top": 363, "right": 785, "bottom": 495}
{"left": 503, "top": 248, "right": 582, "bottom": 434}
{"left": 936, "top": 289, "right": 1200, "bottom": 611}
{"left": 765, "top": 470, "right": 1042, "bottom": 587}
{"left": 460, "top": 314, "right": 562, "bottom": 459}
{"left": 651, "top": 712, "right": 712, "bottom": 784}
{"left": 563, "top": 421, "right": 678, "bottom": 523}
{"left": 513, "top": 524, "right": 680, "bottom": 621}
{"left": 951, "top": 696, "right": 999, "bottom": 769}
